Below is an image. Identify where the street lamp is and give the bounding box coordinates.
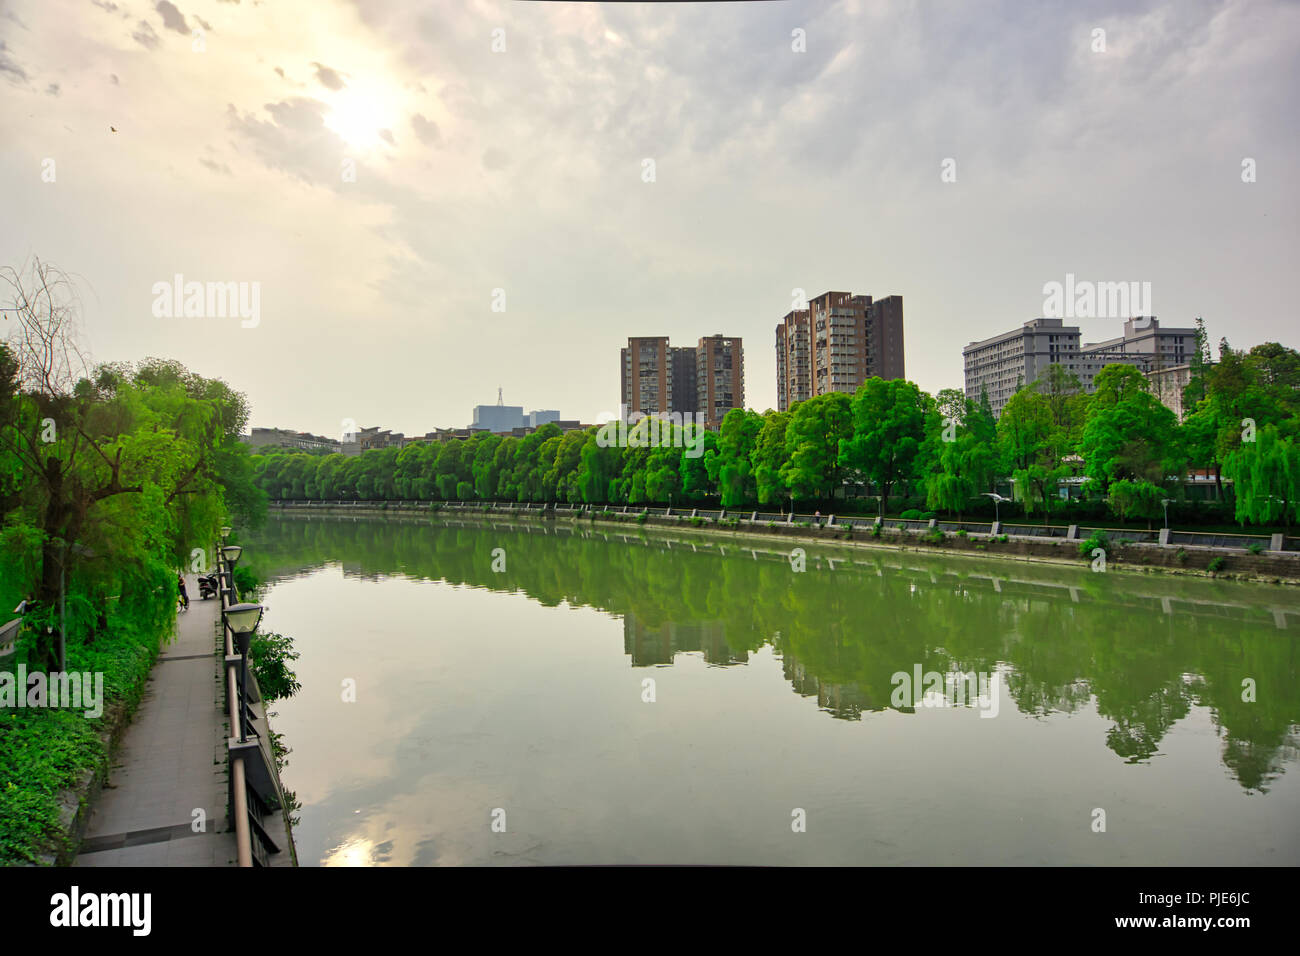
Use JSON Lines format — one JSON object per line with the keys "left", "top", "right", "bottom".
{"left": 220, "top": 544, "right": 243, "bottom": 570}
{"left": 220, "top": 526, "right": 232, "bottom": 540}
{"left": 983, "top": 492, "right": 1010, "bottom": 524}
{"left": 1161, "top": 498, "right": 1174, "bottom": 529}
{"left": 223, "top": 602, "right": 264, "bottom": 742}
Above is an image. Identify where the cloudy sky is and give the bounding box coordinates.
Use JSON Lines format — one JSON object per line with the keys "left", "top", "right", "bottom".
{"left": 2, "top": 0, "right": 1297, "bottom": 437}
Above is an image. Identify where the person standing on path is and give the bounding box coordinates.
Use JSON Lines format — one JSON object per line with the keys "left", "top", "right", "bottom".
{"left": 177, "top": 572, "right": 189, "bottom": 611}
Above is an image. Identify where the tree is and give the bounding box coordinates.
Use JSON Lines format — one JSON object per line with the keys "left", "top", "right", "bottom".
{"left": 750, "top": 411, "right": 789, "bottom": 507}
{"left": 2, "top": 260, "right": 250, "bottom": 669}
{"left": 1223, "top": 425, "right": 1298, "bottom": 530}
{"left": 782, "top": 393, "right": 853, "bottom": 505}
{"left": 713, "top": 408, "right": 762, "bottom": 507}
{"left": 839, "top": 379, "right": 926, "bottom": 515}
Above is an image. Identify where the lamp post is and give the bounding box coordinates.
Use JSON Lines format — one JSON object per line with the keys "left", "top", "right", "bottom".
{"left": 220, "top": 526, "right": 232, "bottom": 541}
{"left": 221, "top": 543, "right": 243, "bottom": 570}
{"left": 1161, "top": 498, "right": 1174, "bottom": 530}
{"left": 983, "top": 492, "right": 1010, "bottom": 524}
{"left": 223, "top": 602, "right": 264, "bottom": 742}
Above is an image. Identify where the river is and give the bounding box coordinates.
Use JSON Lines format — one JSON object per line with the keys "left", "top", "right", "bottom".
{"left": 245, "top": 513, "right": 1300, "bottom": 866}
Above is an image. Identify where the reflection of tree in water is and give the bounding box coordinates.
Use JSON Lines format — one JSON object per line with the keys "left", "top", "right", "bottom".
{"left": 248, "top": 515, "right": 1300, "bottom": 789}
{"left": 1104, "top": 683, "right": 1190, "bottom": 762}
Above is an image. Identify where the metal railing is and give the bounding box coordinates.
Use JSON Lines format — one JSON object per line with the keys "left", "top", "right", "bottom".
{"left": 216, "top": 548, "right": 287, "bottom": 868}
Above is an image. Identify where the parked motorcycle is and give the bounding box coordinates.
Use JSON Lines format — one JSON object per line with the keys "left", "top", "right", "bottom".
{"left": 197, "top": 574, "right": 220, "bottom": 600}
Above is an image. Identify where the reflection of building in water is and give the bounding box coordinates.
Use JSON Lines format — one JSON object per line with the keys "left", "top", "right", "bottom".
{"left": 782, "top": 656, "right": 878, "bottom": 721}
{"left": 622, "top": 613, "right": 747, "bottom": 667}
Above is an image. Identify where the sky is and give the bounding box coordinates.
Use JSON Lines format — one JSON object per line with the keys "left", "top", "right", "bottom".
{"left": 1, "top": 0, "right": 1297, "bottom": 439}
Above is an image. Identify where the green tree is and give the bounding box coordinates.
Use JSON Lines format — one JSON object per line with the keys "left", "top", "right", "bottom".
{"left": 839, "top": 379, "right": 927, "bottom": 515}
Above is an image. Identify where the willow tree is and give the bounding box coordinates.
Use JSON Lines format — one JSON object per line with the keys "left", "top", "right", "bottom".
{"left": 1, "top": 259, "right": 252, "bottom": 669}
{"left": 1223, "top": 425, "right": 1298, "bottom": 531}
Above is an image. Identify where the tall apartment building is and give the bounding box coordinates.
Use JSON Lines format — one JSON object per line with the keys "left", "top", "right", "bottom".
{"left": 669, "top": 347, "right": 699, "bottom": 416}
{"left": 775, "top": 309, "right": 811, "bottom": 412}
{"left": 775, "top": 291, "right": 906, "bottom": 411}
{"left": 620, "top": 334, "right": 744, "bottom": 427}
{"left": 696, "top": 335, "right": 745, "bottom": 429}
{"left": 621, "top": 336, "right": 671, "bottom": 416}
{"left": 963, "top": 316, "right": 1197, "bottom": 418}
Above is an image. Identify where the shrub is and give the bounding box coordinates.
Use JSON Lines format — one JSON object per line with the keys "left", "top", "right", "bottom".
{"left": 1176, "top": 548, "right": 1188, "bottom": 564}
{"left": 1247, "top": 542, "right": 1264, "bottom": 555}
{"left": 248, "top": 632, "right": 302, "bottom": 703}
{"left": 899, "top": 509, "right": 925, "bottom": 520}
{"left": 636, "top": 512, "right": 648, "bottom": 525}
{"left": 1078, "top": 532, "right": 1110, "bottom": 559}
{"left": 1208, "top": 556, "right": 1226, "bottom": 573}
{"left": 924, "top": 528, "right": 945, "bottom": 544}
{"left": 955, "top": 529, "right": 968, "bottom": 538}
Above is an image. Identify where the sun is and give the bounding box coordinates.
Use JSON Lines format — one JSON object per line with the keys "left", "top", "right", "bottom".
{"left": 324, "top": 82, "right": 400, "bottom": 150}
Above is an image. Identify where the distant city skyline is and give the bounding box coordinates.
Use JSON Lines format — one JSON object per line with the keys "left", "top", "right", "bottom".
{"left": 3, "top": 0, "right": 1296, "bottom": 439}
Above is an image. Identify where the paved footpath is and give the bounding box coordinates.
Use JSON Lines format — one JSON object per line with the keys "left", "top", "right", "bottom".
{"left": 75, "top": 575, "right": 236, "bottom": 866}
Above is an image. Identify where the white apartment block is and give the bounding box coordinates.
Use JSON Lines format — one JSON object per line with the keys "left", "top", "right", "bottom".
{"left": 963, "top": 317, "right": 1196, "bottom": 417}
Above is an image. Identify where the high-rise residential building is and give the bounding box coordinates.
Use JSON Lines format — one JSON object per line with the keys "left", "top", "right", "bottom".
{"left": 620, "top": 334, "right": 745, "bottom": 426}
{"left": 775, "top": 309, "right": 810, "bottom": 412}
{"left": 669, "top": 347, "right": 699, "bottom": 416}
{"left": 696, "top": 334, "right": 745, "bottom": 429}
{"left": 963, "top": 316, "right": 1198, "bottom": 418}
{"left": 621, "top": 336, "right": 671, "bottom": 417}
{"left": 775, "top": 290, "right": 905, "bottom": 410}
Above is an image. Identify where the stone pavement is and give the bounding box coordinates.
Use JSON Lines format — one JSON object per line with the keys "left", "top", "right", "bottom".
{"left": 74, "top": 574, "right": 237, "bottom": 866}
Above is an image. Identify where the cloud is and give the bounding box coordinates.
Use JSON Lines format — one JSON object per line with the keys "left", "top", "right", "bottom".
{"left": 311, "top": 61, "right": 346, "bottom": 90}
{"left": 0, "top": 41, "right": 26, "bottom": 85}
{"left": 379, "top": 128, "right": 395, "bottom": 146}
{"left": 410, "top": 112, "right": 439, "bottom": 145}
{"left": 199, "top": 157, "right": 232, "bottom": 175}
{"left": 131, "top": 20, "right": 160, "bottom": 50}
{"left": 155, "top": 1, "right": 188, "bottom": 35}
{"left": 91, "top": 0, "right": 118, "bottom": 12}
{"left": 227, "top": 97, "right": 349, "bottom": 184}
{"left": 481, "top": 147, "right": 509, "bottom": 171}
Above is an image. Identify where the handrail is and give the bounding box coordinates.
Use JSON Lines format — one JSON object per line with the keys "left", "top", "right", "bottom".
{"left": 218, "top": 550, "right": 255, "bottom": 868}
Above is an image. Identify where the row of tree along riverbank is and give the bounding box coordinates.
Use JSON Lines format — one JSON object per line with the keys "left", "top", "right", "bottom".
{"left": 270, "top": 500, "right": 1300, "bottom": 585}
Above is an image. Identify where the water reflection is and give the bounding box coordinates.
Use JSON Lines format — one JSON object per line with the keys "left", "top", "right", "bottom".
{"left": 250, "top": 514, "right": 1300, "bottom": 795}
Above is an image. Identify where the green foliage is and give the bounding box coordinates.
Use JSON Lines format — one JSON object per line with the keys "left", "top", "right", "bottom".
{"left": 1, "top": 273, "right": 252, "bottom": 861}
{"left": 248, "top": 631, "right": 302, "bottom": 703}
{"left": 1208, "top": 556, "right": 1226, "bottom": 573}
{"left": 1107, "top": 479, "right": 1166, "bottom": 524}
{"left": 1079, "top": 531, "right": 1110, "bottom": 559}
{"left": 1224, "top": 425, "right": 1298, "bottom": 528}
{"left": 839, "top": 378, "right": 926, "bottom": 512}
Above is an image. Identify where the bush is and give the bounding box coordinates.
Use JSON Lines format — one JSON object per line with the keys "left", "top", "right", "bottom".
{"left": 899, "top": 509, "right": 925, "bottom": 520}
{"left": 1208, "top": 556, "right": 1226, "bottom": 573}
{"left": 924, "top": 528, "right": 945, "bottom": 544}
{"left": 1176, "top": 548, "right": 1188, "bottom": 564}
{"left": 248, "top": 632, "right": 302, "bottom": 703}
{"left": 1247, "top": 542, "right": 1264, "bottom": 555}
{"left": 1079, "top": 531, "right": 1110, "bottom": 559}
{"left": 955, "top": 529, "right": 968, "bottom": 538}
{"left": 636, "top": 512, "right": 648, "bottom": 525}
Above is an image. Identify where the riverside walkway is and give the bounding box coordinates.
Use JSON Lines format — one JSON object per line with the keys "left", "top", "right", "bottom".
{"left": 74, "top": 574, "right": 237, "bottom": 866}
